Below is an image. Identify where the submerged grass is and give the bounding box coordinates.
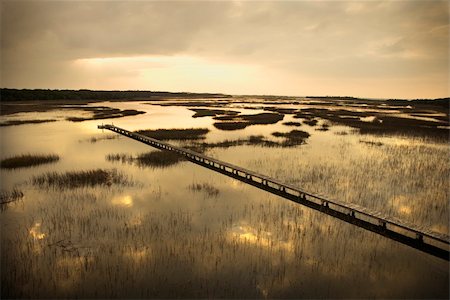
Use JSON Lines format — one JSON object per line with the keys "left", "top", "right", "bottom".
{"left": 136, "top": 128, "right": 209, "bottom": 140}
{"left": 82, "top": 134, "right": 119, "bottom": 143}
{"left": 32, "top": 169, "right": 133, "bottom": 189}
{"left": 0, "top": 189, "right": 24, "bottom": 210}
{"left": 188, "top": 182, "right": 220, "bottom": 197}
{"left": 1, "top": 154, "right": 59, "bottom": 169}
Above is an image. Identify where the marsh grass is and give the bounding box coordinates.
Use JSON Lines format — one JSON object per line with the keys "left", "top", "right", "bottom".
{"left": 83, "top": 134, "right": 119, "bottom": 143}
{"left": 106, "top": 153, "right": 130, "bottom": 164}
{"left": 32, "top": 169, "right": 133, "bottom": 189}
{"left": 212, "top": 121, "right": 249, "bottom": 130}
{"left": 359, "top": 140, "right": 384, "bottom": 147}
{"left": 135, "top": 151, "right": 184, "bottom": 167}
{"left": 0, "top": 189, "right": 24, "bottom": 210}
{"left": 316, "top": 123, "right": 330, "bottom": 131}
{"left": 272, "top": 130, "right": 310, "bottom": 146}
{"left": 106, "top": 151, "right": 184, "bottom": 168}
{"left": 303, "top": 119, "right": 318, "bottom": 126}
{"left": 0, "top": 119, "right": 57, "bottom": 127}
{"left": 1, "top": 154, "right": 59, "bottom": 169}
{"left": 136, "top": 128, "right": 209, "bottom": 140}
{"left": 213, "top": 113, "right": 284, "bottom": 131}
{"left": 66, "top": 108, "right": 145, "bottom": 122}
{"left": 293, "top": 107, "right": 449, "bottom": 138}
{"left": 335, "top": 130, "right": 349, "bottom": 135}
{"left": 188, "top": 135, "right": 280, "bottom": 150}
{"left": 190, "top": 108, "right": 239, "bottom": 118}
{"left": 283, "top": 121, "right": 302, "bottom": 127}
{"left": 188, "top": 182, "right": 220, "bottom": 197}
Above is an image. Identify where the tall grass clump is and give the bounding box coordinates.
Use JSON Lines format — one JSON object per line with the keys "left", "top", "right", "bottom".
{"left": 106, "top": 151, "right": 184, "bottom": 168}
{"left": 135, "top": 151, "right": 184, "bottom": 167}
{"left": 136, "top": 128, "right": 209, "bottom": 140}
{"left": 32, "top": 169, "right": 133, "bottom": 189}
{"left": 0, "top": 154, "right": 59, "bottom": 169}
{"left": 271, "top": 130, "right": 310, "bottom": 146}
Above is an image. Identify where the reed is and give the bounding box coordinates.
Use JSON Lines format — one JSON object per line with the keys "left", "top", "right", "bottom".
{"left": 0, "top": 154, "right": 59, "bottom": 169}
{"left": 0, "top": 188, "right": 24, "bottom": 206}
{"left": 136, "top": 128, "right": 209, "bottom": 140}
{"left": 32, "top": 169, "right": 132, "bottom": 189}
{"left": 106, "top": 151, "right": 184, "bottom": 168}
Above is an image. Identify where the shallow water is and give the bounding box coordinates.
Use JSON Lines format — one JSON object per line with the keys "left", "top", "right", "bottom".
{"left": 1, "top": 99, "right": 449, "bottom": 298}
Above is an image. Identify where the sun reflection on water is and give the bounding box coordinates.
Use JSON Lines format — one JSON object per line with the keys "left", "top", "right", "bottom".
{"left": 111, "top": 194, "right": 133, "bottom": 207}
{"left": 227, "top": 223, "right": 293, "bottom": 253}
{"left": 29, "top": 222, "right": 46, "bottom": 240}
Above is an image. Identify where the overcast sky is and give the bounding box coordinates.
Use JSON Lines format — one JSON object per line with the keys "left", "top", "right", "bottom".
{"left": 1, "top": 1, "right": 448, "bottom": 99}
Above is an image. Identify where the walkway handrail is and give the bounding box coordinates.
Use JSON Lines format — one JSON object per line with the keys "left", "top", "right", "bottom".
{"left": 99, "top": 124, "right": 449, "bottom": 260}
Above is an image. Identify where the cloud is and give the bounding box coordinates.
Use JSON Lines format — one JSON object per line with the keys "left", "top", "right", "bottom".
{"left": 1, "top": 0, "right": 448, "bottom": 98}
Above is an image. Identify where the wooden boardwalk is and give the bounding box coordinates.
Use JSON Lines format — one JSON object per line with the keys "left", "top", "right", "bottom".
{"left": 99, "top": 124, "right": 449, "bottom": 260}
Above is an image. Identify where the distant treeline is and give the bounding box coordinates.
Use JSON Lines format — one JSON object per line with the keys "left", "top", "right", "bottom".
{"left": 387, "top": 98, "right": 450, "bottom": 109}
{"left": 0, "top": 89, "right": 231, "bottom": 101}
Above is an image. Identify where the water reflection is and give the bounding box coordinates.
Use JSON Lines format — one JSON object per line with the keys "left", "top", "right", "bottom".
{"left": 111, "top": 194, "right": 133, "bottom": 207}
{"left": 228, "top": 223, "right": 293, "bottom": 253}
{"left": 29, "top": 222, "right": 46, "bottom": 240}
{"left": 124, "top": 246, "right": 151, "bottom": 263}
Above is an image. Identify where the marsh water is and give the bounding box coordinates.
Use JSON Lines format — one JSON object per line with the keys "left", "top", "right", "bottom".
{"left": 1, "top": 99, "right": 449, "bottom": 298}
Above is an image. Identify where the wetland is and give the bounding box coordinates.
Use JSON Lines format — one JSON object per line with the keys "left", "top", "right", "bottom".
{"left": 1, "top": 93, "right": 449, "bottom": 298}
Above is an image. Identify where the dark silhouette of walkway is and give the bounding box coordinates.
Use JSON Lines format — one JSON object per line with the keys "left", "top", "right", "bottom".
{"left": 99, "top": 124, "right": 449, "bottom": 261}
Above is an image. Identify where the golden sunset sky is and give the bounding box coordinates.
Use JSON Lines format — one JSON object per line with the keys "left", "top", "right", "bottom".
{"left": 1, "top": 0, "right": 448, "bottom": 99}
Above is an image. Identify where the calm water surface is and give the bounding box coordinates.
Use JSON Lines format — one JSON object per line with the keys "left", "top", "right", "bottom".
{"left": 1, "top": 100, "right": 448, "bottom": 298}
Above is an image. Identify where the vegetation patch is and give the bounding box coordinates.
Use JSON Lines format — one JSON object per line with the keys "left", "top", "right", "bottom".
{"left": 135, "top": 151, "right": 184, "bottom": 167}
{"left": 213, "top": 113, "right": 284, "bottom": 131}
{"left": 32, "top": 169, "right": 132, "bottom": 189}
{"left": 303, "top": 119, "right": 318, "bottom": 126}
{"left": 0, "top": 119, "right": 57, "bottom": 127}
{"left": 283, "top": 121, "right": 302, "bottom": 127}
{"left": 188, "top": 183, "right": 220, "bottom": 197}
{"left": 82, "top": 134, "right": 119, "bottom": 143}
{"left": 315, "top": 123, "right": 330, "bottom": 131}
{"left": 335, "top": 131, "right": 349, "bottom": 135}
{"left": 264, "top": 107, "right": 298, "bottom": 114}
{"left": 1, "top": 154, "right": 59, "bottom": 169}
{"left": 188, "top": 135, "right": 280, "bottom": 150}
{"left": 213, "top": 122, "right": 249, "bottom": 131}
{"left": 272, "top": 130, "right": 311, "bottom": 146}
{"left": 157, "top": 100, "right": 231, "bottom": 107}
{"left": 136, "top": 128, "right": 209, "bottom": 140}
{"left": 293, "top": 107, "right": 449, "bottom": 138}
{"left": 106, "top": 151, "right": 184, "bottom": 168}
{"left": 66, "top": 107, "right": 145, "bottom": 122}
{"left": 189, "top": 108, "right": 240, "bottom": 118}
{"left": 359, "top": 140, "right": 384, "bottom": 147}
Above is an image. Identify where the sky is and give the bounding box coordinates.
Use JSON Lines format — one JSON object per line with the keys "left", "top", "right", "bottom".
{"left": 1, "top": 0, "right": 448, "bottom": 99}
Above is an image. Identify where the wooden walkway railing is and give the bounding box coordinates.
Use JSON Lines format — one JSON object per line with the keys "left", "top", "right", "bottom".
{"left": 98, "top": 124, "right": 449, "bottom": 260}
